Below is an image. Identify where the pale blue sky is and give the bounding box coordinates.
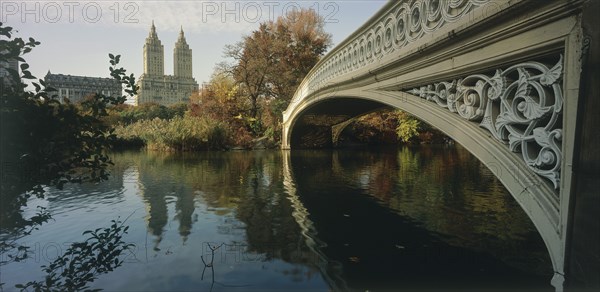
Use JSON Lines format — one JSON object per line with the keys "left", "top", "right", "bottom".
{"left": 3, "top": 1, "right": 388, "bottom": 86}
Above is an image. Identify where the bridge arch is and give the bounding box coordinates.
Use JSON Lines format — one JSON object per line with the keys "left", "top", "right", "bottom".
{"left": 284, "top": 88, "right": 562, "bottom": 281}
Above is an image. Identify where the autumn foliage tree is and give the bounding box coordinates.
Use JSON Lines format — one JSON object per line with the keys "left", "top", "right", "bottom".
{"left": 190, "top": 71, "right": 240, "bottom": 120}
{"left": 189, "top": 71, "right": 254, "bottom": 147}
{"left": 268, "top": 9, "right": 332, "bottom": 104}
{"left": 222, "top": 8, "right": 332, "bottom": 137}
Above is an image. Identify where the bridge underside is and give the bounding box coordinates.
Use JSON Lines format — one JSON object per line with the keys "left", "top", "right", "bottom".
{"left": 289, "top": 98, "right": 387, "bottom": 148}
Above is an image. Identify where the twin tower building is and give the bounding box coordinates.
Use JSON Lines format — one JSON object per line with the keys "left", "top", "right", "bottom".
{"left": 135, "top": 22, "right": 199, "bottom": 106}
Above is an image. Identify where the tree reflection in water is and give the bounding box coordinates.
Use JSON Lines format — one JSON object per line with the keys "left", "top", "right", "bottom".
{"left": 116, "top": 150, "right": 333, "bottom": 288}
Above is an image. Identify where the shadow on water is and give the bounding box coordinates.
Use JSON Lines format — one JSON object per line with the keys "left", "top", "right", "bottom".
{"left": 289, "top": 145, "right": 553, "bottom": 291}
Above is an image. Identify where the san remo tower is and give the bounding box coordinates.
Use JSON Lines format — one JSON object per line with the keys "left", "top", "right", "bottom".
{"left": 135, "top": 22, "right": 199, "bottom": 106}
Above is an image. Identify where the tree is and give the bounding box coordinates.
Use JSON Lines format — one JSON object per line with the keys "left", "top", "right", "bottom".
{"left": 222, "top": 26, "right": 274, "bottom": 122}
{"left": 190, "top": 71, "right": 238, "bottom": 120}
{"left": 268, "top": 8, "right": 332, "bottom": 103}
{"left": 189, "top": 71, "right": 254, "bottom": 148}
{"left": 395, "top": 111, "right": 421, "bottom": 143}
{"left": 222, "top": 8, "right": 332, "bottom": 136}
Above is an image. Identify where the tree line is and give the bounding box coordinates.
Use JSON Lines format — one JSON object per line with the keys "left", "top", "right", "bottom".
{"left": 111, "top": 8, "right": 446, "bottom": 150}
{"left": 112, "top": 8, "right": 333, "bottom": 150}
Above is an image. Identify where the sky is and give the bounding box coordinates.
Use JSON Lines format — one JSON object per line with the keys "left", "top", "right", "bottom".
{"left": 2, "top": 0, "right": 388, "bottom": 89}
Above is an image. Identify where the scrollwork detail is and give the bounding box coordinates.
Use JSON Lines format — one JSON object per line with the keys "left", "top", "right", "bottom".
{"left": 407, "top": 56, "right": 564, "bottom": 189}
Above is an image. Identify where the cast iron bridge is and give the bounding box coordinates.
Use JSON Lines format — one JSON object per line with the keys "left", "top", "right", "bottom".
{"left": 281, "top": 0, "right": 599, "bottom": 290}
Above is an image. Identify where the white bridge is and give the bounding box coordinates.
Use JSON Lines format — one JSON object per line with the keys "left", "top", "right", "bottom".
{"left": 281, "top": 0, "right": 599, "bottom": 290}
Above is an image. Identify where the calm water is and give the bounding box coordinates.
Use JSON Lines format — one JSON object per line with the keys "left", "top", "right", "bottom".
{"left": 1, "top": 146, "right": 553, "bottom": 291}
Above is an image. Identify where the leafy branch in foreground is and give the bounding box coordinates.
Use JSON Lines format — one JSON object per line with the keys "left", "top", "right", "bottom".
{"left": 0, "top": 206, "right": 52, "bottom": 268}
{"left": 15, "top": 220, "right": 135, "bottom": 292}
{"left": 1, "top": 21, "right": 138, "bottom": 290}
{"left": 1, "top": 21, "right": 138, "bottom": 202}
{"left": 1, "top": 19, "right": 138, "bottom": 236}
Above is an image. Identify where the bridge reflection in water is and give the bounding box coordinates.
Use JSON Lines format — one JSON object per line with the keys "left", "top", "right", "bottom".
{"left": 284, "top": 147, "right": 552, "bottom": 291}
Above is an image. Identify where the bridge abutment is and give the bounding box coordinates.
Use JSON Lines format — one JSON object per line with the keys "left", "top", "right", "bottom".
{"left": 565, "top": 0, "right": 600, "bottom": 290}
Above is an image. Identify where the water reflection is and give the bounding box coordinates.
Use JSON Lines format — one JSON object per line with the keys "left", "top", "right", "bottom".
{"left": 283, "top": 150, "right": 348, "bottom": 291}
{"left": 290, "top": 145, "right": 552, "bottom": 290}
{"left": 1, "top": 147, "right": 552, "bottom": 291}
{"left": 117, "top": 150, "right": 330, "bottom": 290}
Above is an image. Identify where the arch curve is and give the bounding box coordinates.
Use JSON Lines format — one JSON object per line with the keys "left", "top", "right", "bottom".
{"left": 283, "top": 90, "right": 563, "bottom": 284}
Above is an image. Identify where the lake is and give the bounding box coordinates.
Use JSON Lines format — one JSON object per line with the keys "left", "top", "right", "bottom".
{"left": 0, "top": 145, "right": 553, "bottom": 291}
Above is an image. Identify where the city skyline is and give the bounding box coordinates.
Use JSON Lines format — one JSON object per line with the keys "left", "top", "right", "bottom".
{"left": 2, "top": 1, "right": 387, "bottom": 88}
{"left": 135, "top": 22, "right": 199, "bottom": 105}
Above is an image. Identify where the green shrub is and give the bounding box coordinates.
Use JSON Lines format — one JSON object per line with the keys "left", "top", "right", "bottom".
{"left": 114, "top": 114, "right": 229, "bottom": 151}
{"left": 395, "top": 111, "right": 420, "bottom": 143}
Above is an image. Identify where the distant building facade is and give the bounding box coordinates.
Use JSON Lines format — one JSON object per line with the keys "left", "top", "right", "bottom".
{"left": 135, "top": 22, "right": 199, "bottom": 106}
{"left": 44, "top": 72, "right": 122, "bottom": 103}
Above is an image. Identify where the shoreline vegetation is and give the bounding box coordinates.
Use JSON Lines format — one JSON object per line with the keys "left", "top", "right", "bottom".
{"left": 108, "top": 103, "right": 451, "bottom": 152}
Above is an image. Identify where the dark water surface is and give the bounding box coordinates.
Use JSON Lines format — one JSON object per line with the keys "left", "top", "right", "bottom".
{"left": 1, "top": 146, "right": 553, "bottom": 291}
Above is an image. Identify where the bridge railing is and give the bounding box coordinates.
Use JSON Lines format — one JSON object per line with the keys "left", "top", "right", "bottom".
{"left": 284, "top": 0, "right": 495, "bottom": 121}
